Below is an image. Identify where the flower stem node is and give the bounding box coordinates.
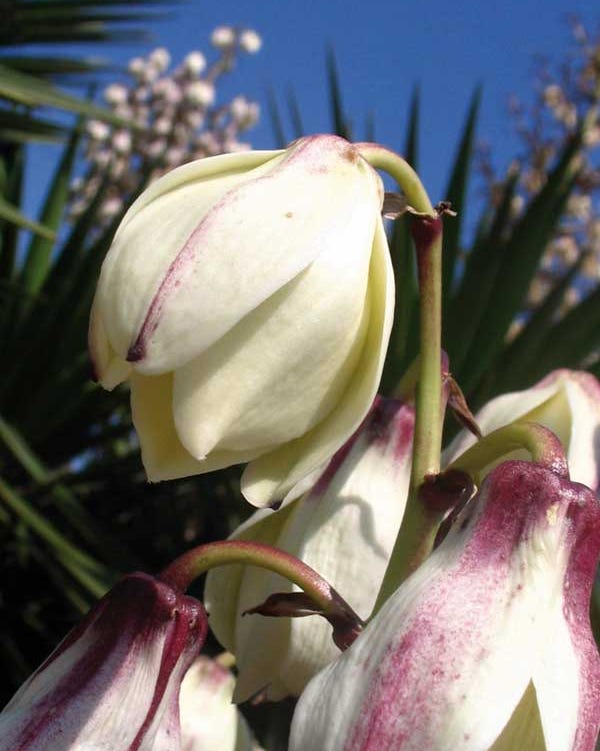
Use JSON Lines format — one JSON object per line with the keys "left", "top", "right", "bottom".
{"left": 0, "top": 573, "right": 207, "bottom": 751}
{"left": 418, "top": 468, "right": 475, "bottom": 513}
{"left": 89, "top": 134, "right": 394, "bottom": 507}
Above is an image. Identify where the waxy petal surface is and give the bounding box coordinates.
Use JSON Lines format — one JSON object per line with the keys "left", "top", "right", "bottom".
{"left": 241, "top": 216, "right": 394, "bottom": 506}
{"left": 206, "top": 397, "right": 414, "bottom": 701}
{"left": 290, "top": 462, "right": 600, "bottom": 751}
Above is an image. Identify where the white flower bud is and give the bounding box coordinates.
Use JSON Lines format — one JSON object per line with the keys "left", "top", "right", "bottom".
{"left": 183, "top": 51, "right": 207, "bottom": 75}
{"left": 86, "top": 119, "right": 110, "bottom": 141}
{"left": 239, "top": 29, "right": 262, "bottom": 54}
{"left": 211, "top": 25, "right": 236, "bottom": 48}
{"left": 149, "top": 47, "right": 171, "bottom": 73}
{"left": 185, "top": 80, "right": 215, "bottom": 107}
{"left": 103, "top": 83, "right": 128, "bottom": 105}
{"left": 89, "top": 135, "right": 393, "bottom": 507}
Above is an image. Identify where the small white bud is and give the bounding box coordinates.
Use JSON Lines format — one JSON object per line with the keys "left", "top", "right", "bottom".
{"left": 185, "top": 80, "right": 215, "bottom": 107}
{"left": 211, "top": 25, "right": 236, "bottom": 48}
{"left": 149, "top": 47, "right": 171, "bottom": 73}
{"left": 87, "top": 120, "right": 110, "bottom": 141}
{"left": 128, "top": 57, "right": 145, "bottom": 77}
{"left": 112, "top": 130, "right": 132, "bottom": 155}
{"left": 183, "top": 51, "right": 207, "bottom": 75}
{"left": 239, "top": 29, "right": 262, "bottom": 54}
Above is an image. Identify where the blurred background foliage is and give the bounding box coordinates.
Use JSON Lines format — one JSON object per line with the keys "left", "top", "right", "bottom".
{"left": 1, "top": 3, "right": 600, "bottom": 747}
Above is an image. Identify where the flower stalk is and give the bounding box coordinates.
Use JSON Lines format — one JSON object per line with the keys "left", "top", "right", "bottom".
{"left": 358, "top": 144, "right": 446, "bottom": 606}
{"left": 158, "top": 540, "right": 364, "bottom": 651}
{"left": 448, "top": 421, "right": 570, "bottom": 481}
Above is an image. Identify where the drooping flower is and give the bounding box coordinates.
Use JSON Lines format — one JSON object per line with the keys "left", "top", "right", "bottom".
{"left": 179, "top": 656, "right": 260, "bottom": 751}
{"left": 0, "top": 572, "right": 206, "bottom": 750}
{"left": 445, "top": 369, "right": 600, "bottom": 489}
{"left": 89, "top": 134, "right": 394, "bottom": 507}
{"left": 290, "top": 460, "right": 600, "bottom": 751}
{"left": 204, "top": 397, "right": 414, "bottom": 701}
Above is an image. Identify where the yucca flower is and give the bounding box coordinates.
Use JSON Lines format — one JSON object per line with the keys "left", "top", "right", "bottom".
{"left": 290, "top": 460, "right": 600, "bottom": 751}
{"left": 90, "top": 134, "right": 394, "bottom": 507}
{"left": 0, "top": 572, "right": 206, "bottom": 750}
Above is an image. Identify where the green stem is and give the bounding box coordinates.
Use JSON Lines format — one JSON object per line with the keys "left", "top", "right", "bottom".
{"left": 358, "top": 143, "right": 442, "bottom": 487}
{"left": 356, "top": 143, "right": 434, "bottom": 214}
{"left": 359, "top": 144, "right": 445, "bottom": 611}
{"left": 447, "top": 421, "right": 569, "bottom": 480}
{"left": 159, "top": 540, "right": 349, "bottom": 617}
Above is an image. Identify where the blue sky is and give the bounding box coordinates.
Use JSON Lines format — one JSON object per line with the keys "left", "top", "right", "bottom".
{"left": 27, "top": 0, "right": 598, "bottom": 227}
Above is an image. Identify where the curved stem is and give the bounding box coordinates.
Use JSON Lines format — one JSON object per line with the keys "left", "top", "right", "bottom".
{"left": 358, "top": 143, "right": 445, "bottom": 611}
{"left": 356, "top": 143, "right": 434, "bottom": 214}
{"left": 160, "top": 540, "right": 341, "bottom": 613}
{"left": 159, "top": 540, "right": 363, "bottom": 650}
{"left": 447, "top": 421, "right": 569, "bottom": 480}
{"left": 358, "top": 143, "right": 443, "bottom": 487}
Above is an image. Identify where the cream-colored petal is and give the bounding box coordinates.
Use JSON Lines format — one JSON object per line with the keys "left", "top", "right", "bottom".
{"left": 273, "top": 401, "right": 414, "bottom": 696}
{"left": 241, "top": 216, "right": 394, "bottom": 506}
{"left": 88, "top": 290, "right": 131, "bottom": 389}
{"left": 96, "top": 153, "right": 286, "bottom": 367}
{"left": 443, "top": 381, "right": 560, "bottom": 468}
{"left": 531, "top": 597, "right": 580, "bottom": 751}
{"left": 559, "top": 372, "right": 600, "bottom": 488}
{"left": 289, "top": 462, "right": 575, "bottom": 751}
{"left": 205, "top": 504, "right": 297, "bottom": 703}
{"left": 179, "top": 657, "right": 256, "bottom": 751}
{"left": 203, "top": 505, "right": 294, "bottom": 653}
{"left": 444, "top": 370, "right": 600, "bottom": 487}
{"left": 115, "top": 150, "right": 283, "bottom": 234}
{"left": 171, "top": 212, "right": 374, "bottom": 459}
{"left": 101, "top": 136, "right": 382, "bottom": 375}
{"left": 130, "top": 372, "right": 261, "bottom": 481}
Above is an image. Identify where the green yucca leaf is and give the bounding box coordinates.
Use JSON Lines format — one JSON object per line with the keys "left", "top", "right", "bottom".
{"left": 267, "top": 86, "right": 287, "bottom": 148}
{"left": 524, "top": 283, "right": 600, "bottom": 378}
{"left": 326, "top": 47, "right": 352, "bottom": 140}
{"left": 0, "top": 195, "right": 55, "bottom": 239}
{"left": 0, "top": 475, "right": 113, "bottom": 597}
{"left": 441, "top": 86, "right": 481, "bottom": 307}
{"left": 287, "top": 86, "right": 305, "bottom": 140}
{"left": 364, "top": 110, "right": 376, "bottom": 143}
{"left": 490, "top": 257, "right": 584, "bottom": 394}
{"left": 457, "top": 133, "right": 581, "bottom": 396}
{"left": 19, "top": 127, "right": 80, "bottom": 301}
{"left": 0, "top": 144, "right": 25, "bottom": 282}
{"left": 444, "top": 173, "right": 519, "bottom": 375}
{"left": 0, "top": 412, "right": 138, "bottom": 570}
{"left": 0, "top": 55, "right": 107, "bottom": 78}
{"left": 0, "top": 64, "right": 137, "bottom": 128}
{"left": 0, "top": 108, "right": 64, "bottom": 142}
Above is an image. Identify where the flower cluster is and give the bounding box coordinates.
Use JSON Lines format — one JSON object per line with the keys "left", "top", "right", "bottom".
{"left": 479, "top": 18, "right": 600, "bottom": 324}
{"left": 69, "top": 27, "right": 261, "bottom": 227}
{"left": 4, "top": 133, "right": 600, "bottom": 750}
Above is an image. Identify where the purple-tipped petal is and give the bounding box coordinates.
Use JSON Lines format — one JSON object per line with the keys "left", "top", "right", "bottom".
{"left": 290, "top": 462, "right": 600, "bottom": 751}
{"left": 0, "top": 573, "right": 207, "bottom": 751}
{"left": 205, "top": 397, "right": 414, "bottom": 701}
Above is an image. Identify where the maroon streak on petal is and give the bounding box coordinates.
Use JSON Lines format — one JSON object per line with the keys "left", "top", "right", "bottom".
{"left": 126, "top": 135, "right": 365, "bottom": 365}
{"left": 129, "top": 600, "right": 206, "bottom": 751}
{"left": 4, "top": 573, "right": 206, "bottom": 751}
{"left": 341, "top": 463, "right": 600, "bottom": 751}
{"left": 562, "top": 488, "right": 600, "bottom": 751}
{"left": 311, "top": 397, "right": 414, "bottom": 498}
